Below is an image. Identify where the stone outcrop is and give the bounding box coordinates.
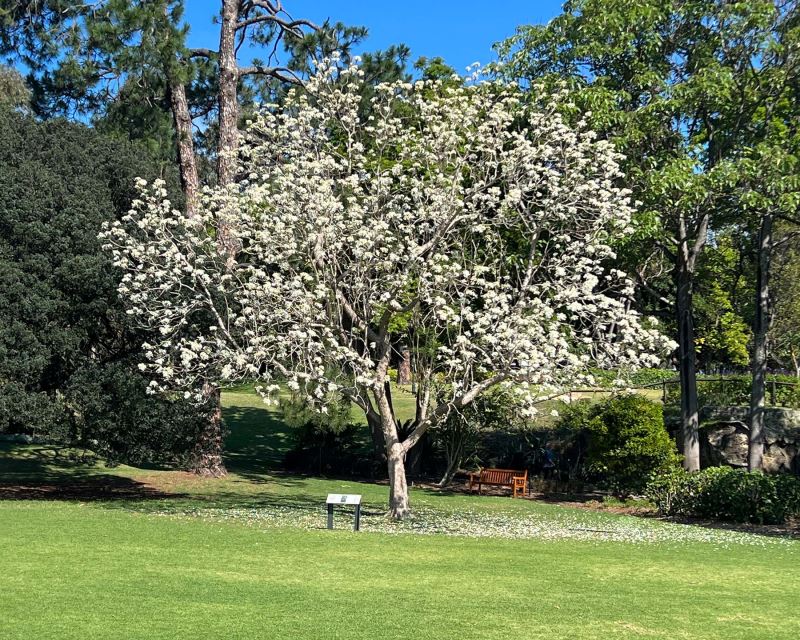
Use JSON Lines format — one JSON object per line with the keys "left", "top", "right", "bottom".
{"left": 691, "top": 406, "right": 800, "bottom": 473}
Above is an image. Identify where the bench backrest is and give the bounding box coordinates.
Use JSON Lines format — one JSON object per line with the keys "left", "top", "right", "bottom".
{"left": 480, "top": 468, "right": 526, "bottom": 484}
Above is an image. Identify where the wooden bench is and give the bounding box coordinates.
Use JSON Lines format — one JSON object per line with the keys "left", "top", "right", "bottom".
{"left": 469, "top": 467, "right": 528, "bottom": 498}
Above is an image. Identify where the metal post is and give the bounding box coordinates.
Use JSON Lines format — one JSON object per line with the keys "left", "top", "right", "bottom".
{"left": 327, "top": 503, "right": 334, "bottom": 529}
{"left": 354, "top": 504, "right": 361, "bottom": 532}
{"left": 770, "top": 379, "right": 777, "bottom": 406}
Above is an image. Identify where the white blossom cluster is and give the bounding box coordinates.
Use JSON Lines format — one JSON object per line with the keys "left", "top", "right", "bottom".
{"left": 100, "top": 57, "right": 673, "bottom": 427}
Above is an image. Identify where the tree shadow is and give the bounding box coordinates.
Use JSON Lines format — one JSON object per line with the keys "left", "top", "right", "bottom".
{"left": 222, "top": 405, "right": 294, "bottom": 476}
{"left": 0, "top": 443, "right": 182, "bottom": 502}
{"left": 651, "top": 514, "right": 800, "bottom": 539}
{"left": 0, "top": 473, "right": 180, "bottom": 502}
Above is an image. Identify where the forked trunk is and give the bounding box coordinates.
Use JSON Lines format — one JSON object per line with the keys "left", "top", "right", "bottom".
{"left": 387, "top": 443, "right": 410, "bottom": 520}
{"left": 749, "top": 212, "right": 773, "bottom": 472}
{"left": 438, "top": 457, "right": 460, "bottom": 488}
{"left": 190, "top": 384, "right": 227, "bottom": 477}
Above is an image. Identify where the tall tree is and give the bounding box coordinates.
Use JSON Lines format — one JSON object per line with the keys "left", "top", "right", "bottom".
{"left": 2, "top": 0, "right": 369, "bottom": 476}
{"left": 770, "top": 238, "right": 800, "bottom": 377}
{"left": 495, "top": 0, "right": 798, "bottom": 471}
{"left": 102, "top": 61, "right": 672, "bottom": 518}
{"left": 0, "top": 108, "right": 213, "bottom": 465}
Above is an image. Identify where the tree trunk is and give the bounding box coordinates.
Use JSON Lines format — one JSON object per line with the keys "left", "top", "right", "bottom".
{"left": 438, "top": 447, "right": 462, "bottom": 488}
{"left": 676, "top": 265, "right": 701, "bottom": 471}
{"left": 749, "top": 212, "right": 773, "bottom": 472}
{"left": 217, "top": 0, "right": 240, "bottom": 187}
{"left": 397, "top": 346, "right": 412, "bottom": 385}
{"left": 190, "top": 384, "right": 227, "bottom": 477}
{"left": 387, "top": 442, "right": 410, "bottom": 520}
{"left": 373, "top": 375, "right": 412, "bottom": 519}
{"left": 366, "top": 411, "right": 386, "bottom": 460}
{"left": 167, "top": 80, "right": 200, "bottom": 215}
{"left": 167, "top": 75, "right": 226, "bottom": 478}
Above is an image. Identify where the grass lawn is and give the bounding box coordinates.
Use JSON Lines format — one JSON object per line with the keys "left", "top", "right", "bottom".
{"left": 0, "top": 389, "right": 798, "bottom": 639}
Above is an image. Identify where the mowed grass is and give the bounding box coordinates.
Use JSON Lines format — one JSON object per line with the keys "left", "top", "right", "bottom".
{"left": 0, "top": 389, "right": 798, "bottom": 639}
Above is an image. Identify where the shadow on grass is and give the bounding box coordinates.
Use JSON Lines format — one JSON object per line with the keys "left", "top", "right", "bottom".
{"left": 0, "top": 473, "right": 181, "bottom": 502}
{"left": 222, "top": 404, "right": 294, "bottom": 477}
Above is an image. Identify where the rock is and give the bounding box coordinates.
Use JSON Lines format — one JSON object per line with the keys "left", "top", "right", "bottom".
{"left": 700, "top": 422, "right": 748, "bottom": 468}
{"left": 695, "top": 406, "right": 800, "bottom": 474}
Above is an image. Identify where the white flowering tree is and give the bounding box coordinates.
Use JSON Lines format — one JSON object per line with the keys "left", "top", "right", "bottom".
{"left": 102, "top": 59, "right": 671, "bottom": 519}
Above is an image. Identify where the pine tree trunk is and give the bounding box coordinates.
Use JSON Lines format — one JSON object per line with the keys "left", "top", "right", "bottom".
{"left": 676, "top": 265, "right": 701, "bottom": 471}
{"left": 167, "top": 75, "right": 225, "bottom": 478}
{"left": 217, "top": 0, "right": 239, "bottom": 187}
{"left": 749, "top": 212, "right": 773, "bottom": 472}
{"left": 167, "top": 80, "right": 200, "bottom": 215}
{"left": 190, "top": 384, "right": 227, "bottom": 477}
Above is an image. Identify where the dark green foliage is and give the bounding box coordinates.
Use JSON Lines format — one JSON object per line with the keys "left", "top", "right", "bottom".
{"left": 0, "top": 108, "right": 209, "bottom": 465}
{"left": 64, "top": 362, "right": 213, "bottom": 467}
{"left": 664, "top": 374, "right": 800, "bottom": 408}
{"left": 562, "top": 395, "right": 680, "bottom": 494}
{"left": 432, "top": 389, "right": 536, "bottom": 485}
{"left": 646, "top": 466, "right": 800, "bottom": 525}
{"left": 279, "top": 393, "right": 353, "bottom": 435}
{"left": 588, "top": 368, "right": 677, "bottom": 389}
{"left": 281, "top": 395, "right": 372, "bottom": 477}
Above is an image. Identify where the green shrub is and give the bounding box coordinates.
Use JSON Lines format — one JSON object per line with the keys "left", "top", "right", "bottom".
{"left": 281, "top": 394, "right": 373, "bottom": 477}
{"left": 643, "top": 466, "right": 692, "bottom": 516}
{"left": 645, "top": 466, "right": 800, "bottom": 525}
{"left": 589, "top": 368, "right": 676, "bottom": 388}
{"left": 693, "top": 467, "right": 800, "bottom": 524}
{"left": 432, "top": 388, "right": 535, "bottom": 486}
{"left": 582, "top": 394, "right": 680, "bottom": 495}
{"left": 628, "top": 369, "right": 679, "bottom": 387}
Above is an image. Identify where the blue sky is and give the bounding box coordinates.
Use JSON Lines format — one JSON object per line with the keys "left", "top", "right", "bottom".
{"left": 183, "top": 1, "right": 564, "bottom": 75}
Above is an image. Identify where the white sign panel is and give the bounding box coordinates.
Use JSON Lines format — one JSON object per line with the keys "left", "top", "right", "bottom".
{"left": 326, "top": 493, "right": 362, "bottom": 505}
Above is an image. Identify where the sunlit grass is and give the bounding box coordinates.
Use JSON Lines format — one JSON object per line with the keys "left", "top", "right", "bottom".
{"left": 1, "top": 388, "right": 798, "bottom": 639}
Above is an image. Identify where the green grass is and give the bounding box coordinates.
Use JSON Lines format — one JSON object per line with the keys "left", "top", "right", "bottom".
{"left": 0, "top": 389, "right": 798, "bottom": 639}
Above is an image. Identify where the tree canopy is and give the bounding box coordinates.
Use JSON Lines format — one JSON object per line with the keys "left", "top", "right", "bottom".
{"left": 102, "top": 60, "right": 672, "bottom": 517}
{"left": 0, "top": 107, "right": 211, "bottom": 466}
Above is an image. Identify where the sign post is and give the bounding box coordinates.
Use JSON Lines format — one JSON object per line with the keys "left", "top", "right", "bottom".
{"left": 325, "top": 494, "right": 362, "bottom": 531}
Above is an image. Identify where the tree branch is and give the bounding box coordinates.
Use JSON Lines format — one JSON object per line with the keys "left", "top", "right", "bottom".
{"left": 238, "top": 65, "right": 302, "bottom": 84}
{"left": 189, "top": 48, "right": 215, "bottom": 59}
